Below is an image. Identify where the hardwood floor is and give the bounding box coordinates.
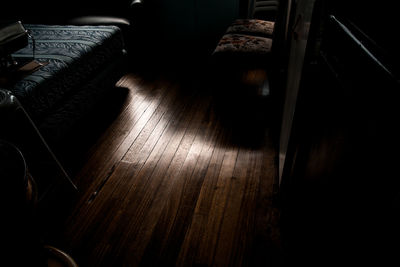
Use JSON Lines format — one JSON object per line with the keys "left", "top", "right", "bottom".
{"left": 47, "top": 65, "right": 282, "bottom": 266}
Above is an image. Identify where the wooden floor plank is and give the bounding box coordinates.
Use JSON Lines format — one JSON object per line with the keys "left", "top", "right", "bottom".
{"left": 137, "top": 105, "right": 222, "bottom": 266}
{"left": 71, "top": 75, "right": 157, "bottom": 193}
{"left": 194, "top": 146, "right": 240, "bottom": 266}
{"left": 228, "top": 150, "right": 263, "bottom": 267}
{"left": 53, "top": 67, "right": 281, "bottom": 267}
{"left": 66, "top": 75, "right": 172, "bottom": 223}
{"left": 121, "top": 78, "right": 191, "bottom": 163}
{"left": 212, "top": 148, "right": 253, "bottom": 266}
{"left": 111, "top": 95, "right": 214, "bottom": 266}
{"left": 100, "top": 102, "right": 205, "bottom": 265}
{"left": 175, "top": 129, "right": 230, "bottom": 267}
{"left": 68, "top": 88, "right": 209, "bottom": 266}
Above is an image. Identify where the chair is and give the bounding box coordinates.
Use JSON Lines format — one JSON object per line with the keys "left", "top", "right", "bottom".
{"left": 211, "top": 0, "right": 291, "bottom": 100}
{"left": 0, "top": 139, "right": 78, "bottom": 266}
{"left": 212, "top": 0, "right": 286, "bottom": 65}
{"left": 212, "top": 0, "right": 289, "bottom": 72}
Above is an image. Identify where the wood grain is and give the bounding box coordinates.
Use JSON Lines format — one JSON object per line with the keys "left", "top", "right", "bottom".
{"left": 53, "top": 69, "right": 281, "bottom": 266}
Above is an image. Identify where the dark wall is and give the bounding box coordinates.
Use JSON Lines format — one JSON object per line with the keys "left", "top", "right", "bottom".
{"left": 154, "top": 0, "right": 239, "bottom": 48}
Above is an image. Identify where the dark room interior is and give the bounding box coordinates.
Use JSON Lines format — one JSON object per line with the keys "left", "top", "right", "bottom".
{"left": 1, "top": 0, "right": 399, "bottom": 266}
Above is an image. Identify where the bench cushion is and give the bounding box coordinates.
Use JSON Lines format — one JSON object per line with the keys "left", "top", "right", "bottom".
{"left": 212, "top": 33, "right": 273, "bottom": 68}
{"left": 226, "top": 19, "right": 275, "bottom": 38}
{"left": 213, "top": 33, "right": 272, "bottom": 55}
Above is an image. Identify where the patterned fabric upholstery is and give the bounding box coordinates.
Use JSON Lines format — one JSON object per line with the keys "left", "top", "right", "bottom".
{"left": 226, "top": 19, "right": 275, "bottom": 38}
{"left": 213, "top": 34, "right": 272, "bottom": 55}
{"left": 38, "top": 56, "right": 125, "bottom": 143}
{"left": 8, "top": 24, "right": 125, "bottom": 122}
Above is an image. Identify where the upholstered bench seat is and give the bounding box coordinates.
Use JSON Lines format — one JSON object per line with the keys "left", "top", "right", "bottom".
{"left": 212, "top": 33, "right": 273, "bottom": 69}
{"left": 214, "top": 34, "right": 272, "bottom": 55}
{"left": 226, "top": 19, "right": 275, "bottom": 38}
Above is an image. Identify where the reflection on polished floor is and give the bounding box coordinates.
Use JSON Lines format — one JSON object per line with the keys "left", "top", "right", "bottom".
{"left": 49, "top": 66, "right": 282, "bottom": 266}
